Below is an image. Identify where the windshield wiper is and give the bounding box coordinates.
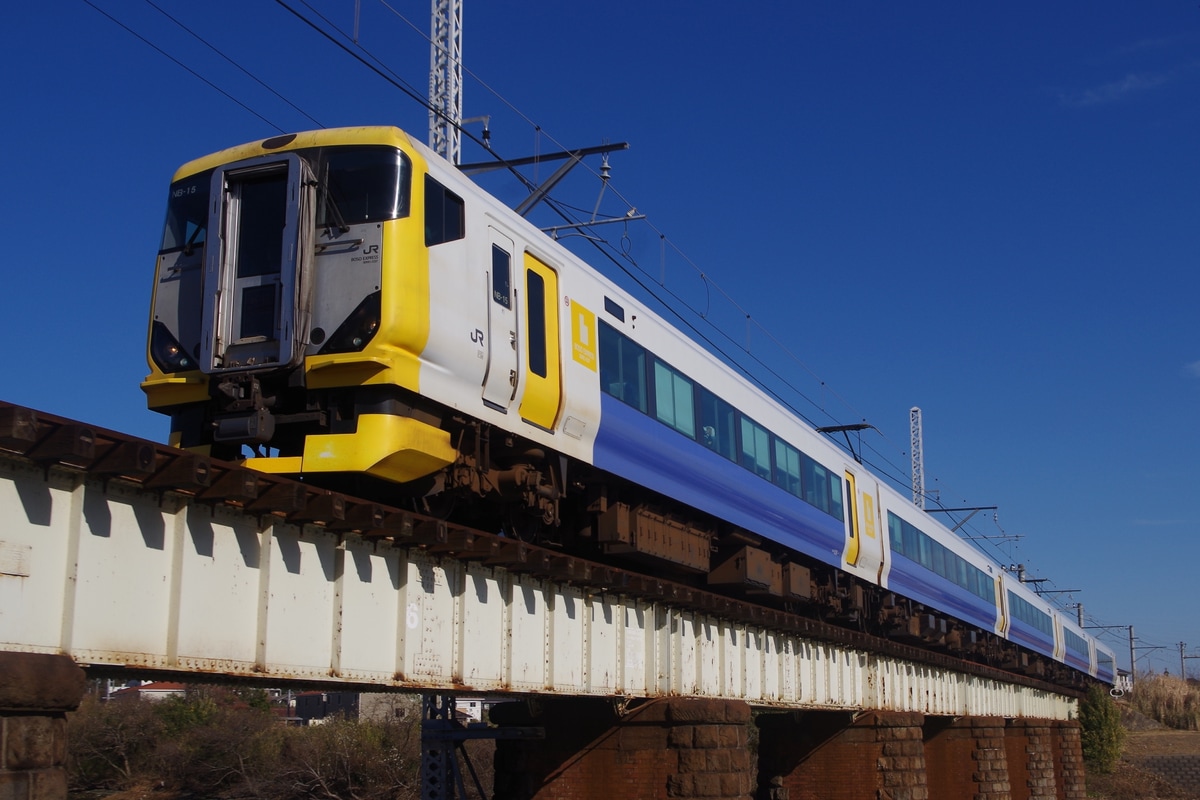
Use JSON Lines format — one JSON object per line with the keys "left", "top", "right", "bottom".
{"left": 313, "top": 170, "right": 351, "bottom": 235}
{"left": 183, "top": 225, "right": 204, "bottom": 256}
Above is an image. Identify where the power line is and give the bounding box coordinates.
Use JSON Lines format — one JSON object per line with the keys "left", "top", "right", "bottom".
{"left": 142, "top": 0, "right": 324, "bottom": 128}
{"left": 81, "top": 0, "right": 288, "bottom": 133}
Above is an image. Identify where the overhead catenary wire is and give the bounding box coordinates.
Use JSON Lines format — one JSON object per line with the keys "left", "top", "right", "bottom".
{"left": 82, "top": 0, "right": 290, "bottom": 133}
{"left": 143, "top": 0, "right": 324, "bottom": 128}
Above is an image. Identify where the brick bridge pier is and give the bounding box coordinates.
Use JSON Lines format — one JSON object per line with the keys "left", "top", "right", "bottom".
{"left": 0, "top": 654, "right": 85, "bottom": 800}
{"left": 493, "top": 696, "right": 1086, "bottom": 800}
{"left": 1, "top": 653, "right": 1085, "bottom": 800}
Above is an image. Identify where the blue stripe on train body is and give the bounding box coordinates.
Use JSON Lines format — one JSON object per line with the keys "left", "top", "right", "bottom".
{"left": 1006, "top": 618, "right": 1056, "bottom": 661}
{"left": 590, "top": 366, "right": 1111, "bottom": 684}
{"left": 592, "top": 394, "right": 845, "bottom": 568}
{"left": 1064, "top": 650, "right": 1091, "bottom": 674}
{"left": 886, "top": 552, "right": 998, "bottom": 633}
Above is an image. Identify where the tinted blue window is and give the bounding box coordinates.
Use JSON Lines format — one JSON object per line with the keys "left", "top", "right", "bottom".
{"left": 887, "top": 511, "right": 993, "bottom": 602}
{"left": 653, "top": 359, "right": 695, "bottom": 438}
{"left": 801, "top": 454, "right": 842, "bottom": 520}
{"left": 740, "top": 416, "right": 771, "bottom": 479}
{"left": 598, "top": 322, "right": 647, "bottom": 412}
{"left": 594, "top": 321, "right": 845, "bottom": 523}
{"left": 1009, "top": 592, "right": 1053, "bottom": 636}
{"left": 773, "top": 438, "right": 802, "bottom": 496}
{"left": 698, "top": 387, "right": 737, "bottom": 461}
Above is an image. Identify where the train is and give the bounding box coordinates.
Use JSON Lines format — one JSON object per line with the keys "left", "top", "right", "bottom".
{"left": 142, "top": 125, "right": 1116, "bottom": 687}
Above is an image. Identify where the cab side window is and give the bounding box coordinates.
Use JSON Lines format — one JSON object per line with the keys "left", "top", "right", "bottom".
{"left": 425, "top": 175, "right": 464, "bottom": 245}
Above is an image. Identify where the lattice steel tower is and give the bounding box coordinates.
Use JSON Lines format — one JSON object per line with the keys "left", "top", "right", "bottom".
{"left": 910, "top": 407, "right": 924, "bottom": 509}
{"left": 429, "top": 0, "right": 463, "bottom": 164}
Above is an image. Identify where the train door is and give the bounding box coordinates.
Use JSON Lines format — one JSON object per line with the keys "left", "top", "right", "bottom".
{"left": 861, "top": 477, "right": 886, "bottom": 583}
{"left": 843, "top": 470, "right": 861, "bottom": 566}
{"left": 843, "top": 468, "right": 886, "bottom": 582}
{"left": 481, "top": 228, "right": 518, "bottom": 410}
{"left": 518, "top": 253, "right": 562, "bottom": 431}
{"left": 201, "top": 153, "right": 313, "bottom": 373}
{"left": 995, "top": 573, "right": 1011, "bottom": 636}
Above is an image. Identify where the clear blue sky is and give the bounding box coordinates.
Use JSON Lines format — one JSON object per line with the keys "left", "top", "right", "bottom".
{"left": 4, "top": 1, "right": 1198, "bottom": 677}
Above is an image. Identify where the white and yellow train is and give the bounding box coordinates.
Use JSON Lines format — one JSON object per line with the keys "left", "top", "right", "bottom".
{"left": 143, "top": 126, "right": 1114, "bottom": 686}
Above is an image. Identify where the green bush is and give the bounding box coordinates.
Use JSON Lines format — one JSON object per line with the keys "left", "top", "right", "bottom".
{"left": 1079, "top": 683, "right": 1125, "bottom": 773}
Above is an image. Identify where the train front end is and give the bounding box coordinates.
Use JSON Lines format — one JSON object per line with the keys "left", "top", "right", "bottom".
{"left": 142, "top": 127, "right": 455, "bottom": 485}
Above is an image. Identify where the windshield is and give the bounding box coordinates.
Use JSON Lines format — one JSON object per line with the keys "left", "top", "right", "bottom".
{"left": 317, "top": 146, "right": 411, "bottom": 228}
{"left": 158, "top": 145, "right": 411, "bottom": 253}
{"left": 159, "top": 169, "right": 211, "bottom": 253}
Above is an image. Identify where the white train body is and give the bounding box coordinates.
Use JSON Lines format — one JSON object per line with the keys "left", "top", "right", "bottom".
{"left": 143, "top": 126, "right": 1115, "bottom": 685}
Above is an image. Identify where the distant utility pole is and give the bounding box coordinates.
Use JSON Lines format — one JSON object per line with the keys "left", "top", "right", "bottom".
{"left": 1179, "top": 642, "right": 1200, "bottom": 679}
{"left": 429, "top": 0, "right": 463, "bottom": 163}
{"left": 910, "top": 407, "right": 924, "bottom": 509}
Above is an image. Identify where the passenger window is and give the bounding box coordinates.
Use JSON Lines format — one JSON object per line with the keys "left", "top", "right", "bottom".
{"left": 739, "top": 416, "right": 771, "bottom": 479}
{"left": 598, "top": 322, "right": 648, "bottom": 412}
{"left": 888, "top": 513, "right": 904, "bottom": 556}
{"left": 930, "top": 543, "right": 945, "bottom": 578}
{"left": 698, "top": 387, "right": 737, "bottom": 461}
{"left": 918, "top": 533, "right": 932, "bottom": 568}
{"left": 772, "top": 438, "right": 801, "bottom": 496}
{"left": 653, "top": 360, "right": 695, "bottom": 438}
{"left": 801, "top": 454, "right": 829, "bottom": 514}
{"left": 425, "top": 175, "right": 464, "bottom": 245}
{"left": 828, "top": 472, "right": 843, "bottom": 520}
{"left": 905, "top": 520, "right": 920, "bottom": 557}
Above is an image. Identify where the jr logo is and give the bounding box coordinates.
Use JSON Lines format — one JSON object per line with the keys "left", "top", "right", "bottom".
{"left": 361, "top": 245, "right": 379, "bottom": 255}
{"left": 470, "top": 328, "right": 484, "bottom": 345}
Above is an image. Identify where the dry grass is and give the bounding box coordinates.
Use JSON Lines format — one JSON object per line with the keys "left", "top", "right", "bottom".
{"left": 1129, "top": 675, "right": 1200, "bottom": 731}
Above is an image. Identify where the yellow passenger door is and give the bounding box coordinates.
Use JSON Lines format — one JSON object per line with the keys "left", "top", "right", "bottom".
{"left": 844, "top": 470, "right": 860, "bottom": 567}
{"left": 518, "top": 254, "right": 561, "bottom": 431}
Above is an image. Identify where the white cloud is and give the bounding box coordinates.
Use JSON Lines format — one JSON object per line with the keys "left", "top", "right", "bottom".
{"left": 1060, "top": 71, "right": 1171, "bottom": 107}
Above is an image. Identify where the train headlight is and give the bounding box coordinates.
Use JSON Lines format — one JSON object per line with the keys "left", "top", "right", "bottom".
{"left": 317, "top": 291, "right": 382, "bottom": 355}
{"left": 150, "top": 321, "right": 196, "bottom": 373}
